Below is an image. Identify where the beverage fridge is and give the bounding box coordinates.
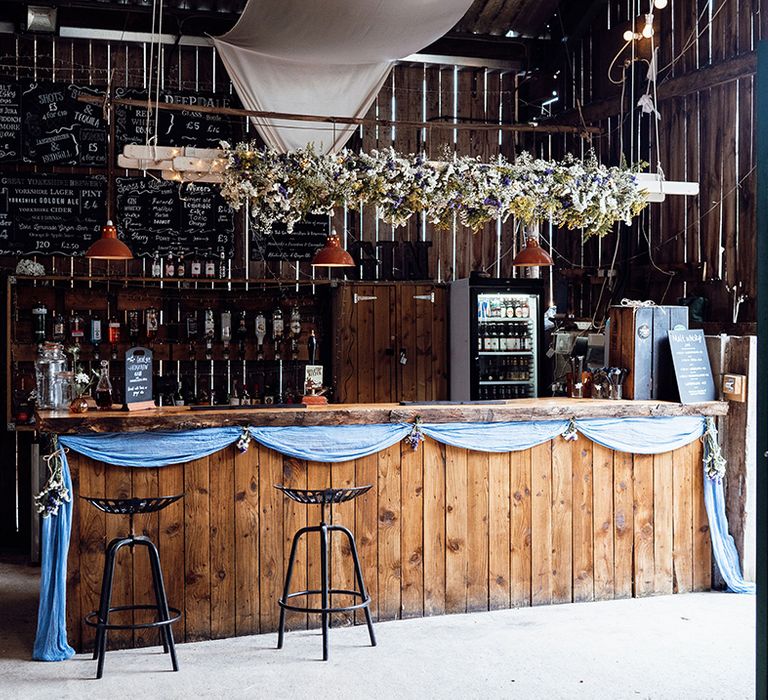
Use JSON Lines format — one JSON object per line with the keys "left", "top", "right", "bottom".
{"left": 450, "top": 277, "right": 545, "bottom": 400}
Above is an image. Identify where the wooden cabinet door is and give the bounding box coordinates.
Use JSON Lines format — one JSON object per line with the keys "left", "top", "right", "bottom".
{"left": 332, "top": 283, "right": 447, "bottom": 403}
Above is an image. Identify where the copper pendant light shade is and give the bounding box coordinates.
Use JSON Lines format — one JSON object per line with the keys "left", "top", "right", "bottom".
{"left": 85, "top": 220, "right": 134, "bottom": 260}
{"left": 311, "top": 230, "right": 355, "bottom": 267}
{"left": 511, "top": 236, "right": 553, "bottom": 267}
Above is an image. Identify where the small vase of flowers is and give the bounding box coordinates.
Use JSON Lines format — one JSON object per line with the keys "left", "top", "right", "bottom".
{"left": 69, "top": 368, "right": 94, "bottom": 414}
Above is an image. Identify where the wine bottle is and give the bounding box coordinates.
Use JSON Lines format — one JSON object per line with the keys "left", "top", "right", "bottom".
{"left": 272, "top": 305, "right": 284, "bottom": 359}
{"left": 151, "top": 252, "right": 162, "bottom": 278}
{"left": 145, "top": 307, "right": 159, "bottom": 343}
{"left": 221, "top": 310, "right": 232, "bottom": 359}
{"left": 204, "top": 308, "right": 214, "bottom": 360}
{"left": 255, "top": 312, "right": 266, "bottom": 360}
{"left": 307, "top": 329, "right": 317, "bottom": 365}
{"left": 89, "top": 313, "right": 102, "bottom": 359}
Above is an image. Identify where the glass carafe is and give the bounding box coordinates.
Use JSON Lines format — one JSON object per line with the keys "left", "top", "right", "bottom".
{"left": 94, "top": 360, "right": 114, "bottom": 410}
{"left": 35, "top": 342, "right": 69, "bottom": 409}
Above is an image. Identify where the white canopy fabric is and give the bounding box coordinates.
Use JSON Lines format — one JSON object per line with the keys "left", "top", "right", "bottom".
{"left": 212, "top": 0, "right": 473, "bottom": 153}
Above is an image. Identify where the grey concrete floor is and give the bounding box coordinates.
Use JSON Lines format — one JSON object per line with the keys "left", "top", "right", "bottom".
{"left": 0, "top": 558, "right": 755, "bottom": 699}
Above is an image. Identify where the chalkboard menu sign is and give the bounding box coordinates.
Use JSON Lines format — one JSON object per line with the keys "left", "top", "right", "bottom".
{"left": 114, "top": 88, "right": 235, "bottom": 153}
{"left": 0, "top": 174, "right": 107, "bottom": 255}
{"left": 116, "top": 177, "right": 234, "bottom": 257}
{"left": 124, "top": 346, "right": 155, "bottom": 411}
{"left": 21, "top": 81, "right": 107, "bottom": 166}
{"left": 251, "top": 214, "right": 330, "bottom": 261}
{"left": 0, "top": 80, "right": 107, "bottom": 165}
{"left": 0, "top": 81, "right": 22, "bottom": 163}
{"left": 668, "top": 329, "right": 716, "bottom": 403}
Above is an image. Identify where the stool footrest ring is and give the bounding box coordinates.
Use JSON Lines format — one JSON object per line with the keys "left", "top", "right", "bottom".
{"left": 278, "top": 588, "right": 371, "bottom": 614}
{"left": 85, "top": 605, "right": 182, "bottom": 631}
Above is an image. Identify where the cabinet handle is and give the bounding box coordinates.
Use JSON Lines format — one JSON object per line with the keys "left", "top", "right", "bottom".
{"left": 353, "top": 294, "right": 377, "bottom": 304}
{"left": 413, "top": 292, "right": 435, "bottom": 303}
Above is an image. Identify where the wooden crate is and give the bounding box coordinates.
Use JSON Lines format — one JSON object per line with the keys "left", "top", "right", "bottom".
{"left": 608, "top": 306, "right": 688, "bottom": 400}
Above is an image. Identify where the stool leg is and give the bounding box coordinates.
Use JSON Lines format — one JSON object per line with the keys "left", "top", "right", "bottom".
{"left": 339, "top": 526, "right": 377, "bottom": 647}
{"left": 320, "top": 523, "right": 330, "bottom": 661}
{"left": 139, "top": 540, "right": 168, "bottom": 654}
{"left": 93, "top": 538, "right": 119, "bottom": 661}
{"left": 278, "top": 528, "right": 305, "bottom": 650}
{"left": 146, "top": 540, "right": 179, "bottom": 672}
{"left": 95, "top": 539, "right": 123, "bottom": 679}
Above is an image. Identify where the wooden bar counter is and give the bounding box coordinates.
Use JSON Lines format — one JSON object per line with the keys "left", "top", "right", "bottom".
{"left": 37, "top": 400, "right": 727, "bottom": 653}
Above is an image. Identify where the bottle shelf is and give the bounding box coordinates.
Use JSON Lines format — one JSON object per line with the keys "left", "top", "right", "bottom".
{"left": 478, "top": 380, "right": 533, "bottom": 385}
{"left": 477, "top": 351, "right": 534, "bottom": 356}
{"left": 477, "top": 318, "right": 532, "bottom": 323}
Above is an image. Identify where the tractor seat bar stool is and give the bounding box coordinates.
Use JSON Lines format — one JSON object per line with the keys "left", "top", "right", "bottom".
{"left": 275, "top": 484, "right": 377, "bottom": 661}
{"left": 82, "top": 495, "right": 184, "bottom": 679}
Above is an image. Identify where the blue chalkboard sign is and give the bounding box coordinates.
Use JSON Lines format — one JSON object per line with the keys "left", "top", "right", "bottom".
{"left": 124, "top": 346, "right": 155, "bottom": 411}
{"left": 668, "top": 329, "right": 716, "bottom": 403}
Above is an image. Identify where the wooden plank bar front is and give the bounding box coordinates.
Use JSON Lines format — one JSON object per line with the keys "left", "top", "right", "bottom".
{"left": 56, "top": 406, "right": 719, "bottom": 652}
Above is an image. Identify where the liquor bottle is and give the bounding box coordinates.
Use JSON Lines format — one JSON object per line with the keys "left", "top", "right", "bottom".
{"left": 272, "top": 305, "right": 284, "bottom": 358}
{"left": 489, "top": 326, "right": 499, "bottom": 352}
{"left": 521, "top": 299, "right": 530, "bottom": 318}
{"left": 190, "top": 254, "right": 201, "bottom": 279}
{"left": 229, "top": 381, "right": 240, "bottom": 406}
{"left": 205, "top": 256, "right": 216, "bottom": 279}
{"left": 145, "top": 307, "right": 159, "bottom": 343}
{"left": 477, "top": 325, "right": 486, "bottom": 353}
{"left": 128, "top": 310, "right": 140, "bottom": 342}
{"left": 108, "top": 315, "right": 121, "bottom": 359}
{"left": 165, "top": 255, "right": 175, "bottom": 278}
{"left": 204, "top": 308, "right": 214, "bottom": 360}
{"left": 221, "top": 310, "right": 232, "bottom": 359}
{"left": 151, "top": 252, "right": 162, "bottom": 278}
{"left": 307, "top": 329, "right": 317, "bottom": 365}
{"left": 236, "top": 310, "right": 248, "bottom": 357}
{"left": 218, "top": 248, "right": 227, "bottom": 279}
{"left": 240, "top": 383, "right": 251, "bottom": 406}
{"left": 289, "top": 306, "right": 301, "bottom": 359}
{"left": 69, "top": 310, "right": 85, "bottom": 347}
{"left": 173, "top": 382, "right": 185, "bottom": 406}
{"left": 94, "top": 360, "right": 113, "bottom": 410}
{"left": 255, "top": 312, "right": 267, "bottom": 360}
{"left": 32, "top": 301, "right": 47, "bottom": 345}
{"left": 176, "top": 252, "right": 185, "bottom": 278}
{"left": 89, "top": 313, "right": 102, "bottom": 359}
{"left": 52, "top": 312, "right": 66, "bottom": 343}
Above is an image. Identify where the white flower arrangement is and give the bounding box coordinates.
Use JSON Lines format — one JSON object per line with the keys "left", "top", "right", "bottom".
{"left": 219, "top": 143, "right": 648, "bottom": 239}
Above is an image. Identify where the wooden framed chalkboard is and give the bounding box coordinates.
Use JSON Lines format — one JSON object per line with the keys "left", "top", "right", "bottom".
{"left": 668, "top": 329, "right": 716, "bottom": 403}
{"left": 114, "top": 87, "right": 236, "bottom": 153}
{"left": 116, "top": 177, "right": 235, "bottom": 257}
{"left": 250, "top": 214, "right": 330, "bottom": 261}
{"left": 0, "top": 173, "right": 107, "bottom": 255}
{"left": 124, "top": 346, "right": 155, "bottom": 411}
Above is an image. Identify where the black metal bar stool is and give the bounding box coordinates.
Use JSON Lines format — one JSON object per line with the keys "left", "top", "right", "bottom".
{"left": 275, "top": 484, "right": 377, "bottom": 661}
{"left": 82, "top": 495, "right": 183, "bottom": 679}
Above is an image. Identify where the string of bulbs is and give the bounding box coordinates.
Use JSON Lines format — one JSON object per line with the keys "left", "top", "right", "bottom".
{"left": 623, "top": 0, "right": 668, "bottom": 43}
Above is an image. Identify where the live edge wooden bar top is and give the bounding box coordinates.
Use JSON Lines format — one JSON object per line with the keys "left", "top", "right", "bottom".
{"left": 36, "top": 398, "right": 727, "bottom": 434}
{"left": 44, "top": 399, "right": 726, "bottom": 654}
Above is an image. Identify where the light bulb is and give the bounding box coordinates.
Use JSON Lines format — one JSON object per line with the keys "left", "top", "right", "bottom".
{"left": 623, "top": 29, "right": 635, "bottom": 42}
{"left": 642, "top": 14, "right": 654, "bottom": 38}
{"left": 654, "top": 0, "right": 668, "bottom": 8}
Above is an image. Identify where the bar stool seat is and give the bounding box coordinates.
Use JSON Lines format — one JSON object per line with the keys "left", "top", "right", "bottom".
{"left": 82, "top": 494, "right": 183, "bottom": 679}
{"left": 275, "top": 484, "right": 377, "bottom": 660}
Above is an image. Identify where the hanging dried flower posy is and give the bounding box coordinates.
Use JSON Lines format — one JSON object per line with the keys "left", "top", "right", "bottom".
{"left": 561, "top": 418, "right": 579, "bottom": 442}
{"left": 404, "top": 417, "right": 426, "bottom": 451}
{"left": 34, "top": 438, "right": 71, "bottom": 518}
{"left": 236, "top": 427, "right": 252, "bottom": 453}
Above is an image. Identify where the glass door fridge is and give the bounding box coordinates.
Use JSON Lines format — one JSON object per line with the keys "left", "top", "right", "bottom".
{"left": 450, "top": 277, "right": 545, "bottom": 401}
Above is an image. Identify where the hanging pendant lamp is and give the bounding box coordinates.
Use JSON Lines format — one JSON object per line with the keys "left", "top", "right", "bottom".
{"left": 311, "top": 230, "right": 355, "bottom": 268}
{"left": 511, "top": 236, "right": 553, "bottom": 267}
{"left": 85, "top": 220, "right": 133, "bottom": 260}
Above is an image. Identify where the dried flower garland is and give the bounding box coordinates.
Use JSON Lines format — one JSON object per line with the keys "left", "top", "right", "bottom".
{"left": 236, "top": 427, "right": 252, "bottom": 453}
{"left": 34, "top": 438, "right": 71, "bottom": 518}
{"left": 702, "top": 417, "right": 727, "bottom": 481}
{"left": 219, "top": 144, "right": 648, "bottom": 239}
{"left": 561, "top": 418, "right": 579, "bottom": 442}
{"left": 404, "top": 417, "right": 426, "bottom": 451}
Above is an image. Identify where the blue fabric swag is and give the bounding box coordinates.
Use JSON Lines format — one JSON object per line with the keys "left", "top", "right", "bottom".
{"left": 33, "top": 417, "right": 751, "bottom": 662}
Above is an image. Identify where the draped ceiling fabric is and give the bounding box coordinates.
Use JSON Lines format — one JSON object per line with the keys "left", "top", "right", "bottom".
{"left": 212, "top": 0, "right": 475, "bottom": 153}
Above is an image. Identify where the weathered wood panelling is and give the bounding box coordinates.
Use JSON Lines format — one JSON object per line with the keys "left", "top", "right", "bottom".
{"left": 66, "top": 435, "right": 711, "bottom": 652}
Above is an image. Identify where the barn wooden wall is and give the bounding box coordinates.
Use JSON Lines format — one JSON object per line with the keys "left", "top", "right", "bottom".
{"left": 550, "top": 0, "right": 761, "bottom": 328}
{"left": 64, "top": 436, "right": 711, "bottom": 652}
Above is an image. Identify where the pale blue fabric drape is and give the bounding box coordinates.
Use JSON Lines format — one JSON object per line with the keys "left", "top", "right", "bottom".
{"left": 33, "top": 416, "right": 750, "bottom": 663}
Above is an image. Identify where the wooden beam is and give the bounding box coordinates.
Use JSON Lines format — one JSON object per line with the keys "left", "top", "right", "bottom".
{"left": 551, "top": 50, "right": 756, "bottom": 125}
{"left": 77, "top": 93, "right": 602, "bottom": 136}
